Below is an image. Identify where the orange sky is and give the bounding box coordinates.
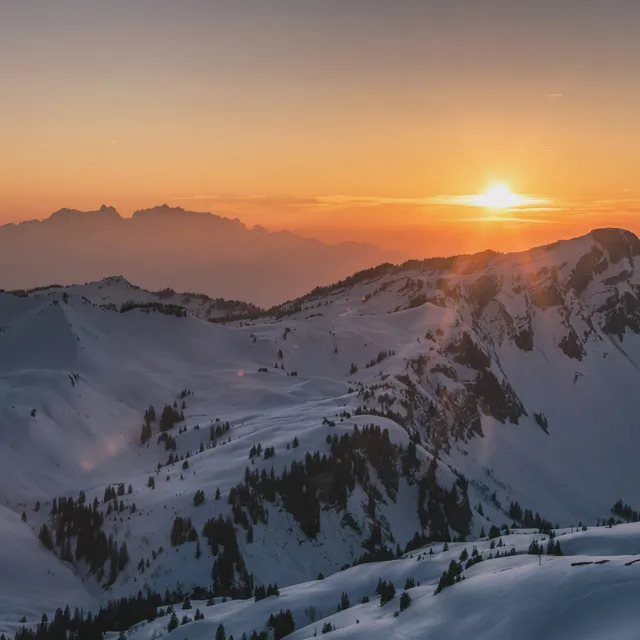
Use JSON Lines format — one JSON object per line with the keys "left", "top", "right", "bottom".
{"left": 1, "top": 1, "right": 639, "bottom": 257}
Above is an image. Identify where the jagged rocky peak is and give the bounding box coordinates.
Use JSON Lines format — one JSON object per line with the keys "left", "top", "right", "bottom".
{"left": 47, "top": 204, "right": 122, "bottom": 223}
{"left": 130, "top": 204, "right": 245, "bottom": 228}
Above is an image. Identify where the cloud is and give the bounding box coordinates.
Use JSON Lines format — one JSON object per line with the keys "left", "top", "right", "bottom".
{"left": 545, "top": 93, "right": 563, "bottom": 98}
{"left": 473, "top": 215, "right": 556, "bottom": 224}
{"left": 421, "top": 194, "right": 550, "bottom": 210}
{"left": 168, "top": 193, "right": 640, "bottom": 228}
{"left": 313, "top": 195, "right": 437, "bottom": 207}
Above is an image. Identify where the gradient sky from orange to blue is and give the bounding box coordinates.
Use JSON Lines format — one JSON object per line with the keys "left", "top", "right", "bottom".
{"left": 1, "top": 0, "right": 640, "bottom": 256}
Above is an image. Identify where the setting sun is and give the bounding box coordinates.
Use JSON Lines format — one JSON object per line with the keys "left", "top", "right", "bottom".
{"left": 472, "top": 184, "right": 526, "bottom": 210}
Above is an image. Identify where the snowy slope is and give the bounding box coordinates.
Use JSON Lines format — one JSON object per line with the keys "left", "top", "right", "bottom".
{"left": 106, "top": 524, "right": 640, "bottom": 640}
{"left": 2, "top": 228, "right": 640, "bottom": 636}
{"left": 18, "top": 275, "right": 260, "bottom": 321}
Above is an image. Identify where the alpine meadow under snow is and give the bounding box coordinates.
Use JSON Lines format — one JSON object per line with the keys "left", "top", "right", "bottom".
{"left": 2, "top": 227, "right": 640, "bottom": 639}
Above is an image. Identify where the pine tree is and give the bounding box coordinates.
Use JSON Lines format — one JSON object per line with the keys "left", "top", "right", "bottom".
{"left": 167, "top": 612, "right": 179, "bottom": 632}
{"left": 140, "top": 421, "right": 152, "bottom": 445}
{"left": 182, "top": 596, "right": 192, "bottom": 610}
{"left": 216, "top": 623, "right": 227, "bottom": 640}
{"left": 488, "top": 525, "right": 501, "bottom": 539}
{"left": 118, "top": 542, "right": 129, "bottom": 570}
{"left": 399, "top": 590, "right": 412, "bottom": 612}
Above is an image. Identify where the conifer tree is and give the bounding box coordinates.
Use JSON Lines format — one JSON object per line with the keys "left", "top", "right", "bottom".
{"left": 399, "top": 591, "right": 412, "bottom": 612}
{"left": 167, "top": 612, "right": 179, "bottom": 632}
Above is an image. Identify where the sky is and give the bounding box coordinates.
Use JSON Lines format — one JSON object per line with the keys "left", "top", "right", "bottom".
{"left": 1, "top": 0, "right": 640, "bottom": 256}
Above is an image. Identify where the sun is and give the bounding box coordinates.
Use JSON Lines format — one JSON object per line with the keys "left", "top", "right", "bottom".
{"left": 471, "top": 184, "right": 526, "bottom": 210}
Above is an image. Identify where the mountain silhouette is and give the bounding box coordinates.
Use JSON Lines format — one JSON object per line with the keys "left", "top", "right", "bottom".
{"left": 0, "top": 205, "right": 401, "bottom": 305}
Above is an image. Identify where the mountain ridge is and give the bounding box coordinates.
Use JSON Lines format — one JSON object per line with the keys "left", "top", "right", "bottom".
{"left": 0, "top": 205, "right": 402, "bottom": 306}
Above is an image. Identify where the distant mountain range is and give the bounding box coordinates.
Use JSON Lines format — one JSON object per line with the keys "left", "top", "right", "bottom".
{"left": 0, "top": 205, "right": 402, "bottom": 306}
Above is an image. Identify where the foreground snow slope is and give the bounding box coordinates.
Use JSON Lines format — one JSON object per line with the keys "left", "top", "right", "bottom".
{"left": 116, "top": 524, "right": 640, "bottom": 640}
{"left": 2, "top": 228, "right": 640, "bottom": 635}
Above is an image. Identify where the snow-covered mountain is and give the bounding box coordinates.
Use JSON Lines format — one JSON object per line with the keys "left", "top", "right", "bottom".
{"left": 2, "top": 227, "right": 640, "bottom": 639}
{"left": 0, "top": 205, "right": 401, "bottom": 306}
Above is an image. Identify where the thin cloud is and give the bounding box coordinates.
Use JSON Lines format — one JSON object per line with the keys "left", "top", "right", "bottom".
{"left": 545, "top": 93, "right": 563, "bottom": 98}
{"left": 171, "top": 195, "right": 267, "bottom": 201}
{"left": 314, "top": 195, "right": 436, "bottom": 207}
{"left": 429, "top": 194, "right": 549, "bottom": 209}
{"left": 474, "top": 215, "right": 556, "bottom": 224}
{"left": 169, "top": 193, "right": 640, "bottom": 220}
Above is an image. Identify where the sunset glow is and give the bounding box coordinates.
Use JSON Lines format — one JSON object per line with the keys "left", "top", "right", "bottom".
{"left": 471, "top": 185, "right": 528, "bottom": 210}
{"left": 0, "top": 2, "right": 639, "bottom": 258}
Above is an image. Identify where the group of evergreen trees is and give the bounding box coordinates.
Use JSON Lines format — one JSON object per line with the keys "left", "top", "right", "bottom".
{"left": 160, "top": 403, "right": 184, "bottom": 431}
{"left": 435, "top": 559, "right": 464, "bottom": 594}
{"left": 253, "top": 583, "right": 280, "bottom": 601}
{"left": 365, "top": 350, "right": 395, "bottom": 368}
{"left": 612, "top": 499, "right": 640, "bottom": 522}
{"left": 7, "top": 584, "right": 243, "bottom": 640}
{"left": 399, "top": 590, "right": 412, "bottom": 612}
{"left": 170, "top": 516, "right": 198, "bottom": 546}
{"left": 528, "top": 537, "right": 563, "bottom": 556}
{"left": 141, "top": 398, "right": 187, "bottom": 443}
{"left": 140, "top": 405, "right": 156, "bottom": 444}
{"left": 211, "top": 420, "right": 232, "bottom": 442}
{"left": 508, "top": 501, "right": 554, "bottom": 532}
{"left": 202, "top": 515, "right": 254, "bottom": 598}
{"left": 248, "top": 443, "right": 274, "bottom": 460}
{"left": 103, "top": 483, "right": 131, "bottom": 502}
{"left": 375, "top": 579, "right": 396, "bottom": 605}
{"left": 230, "top": 424, "right": 402, "bottom": 540}
{"left": 120, "top": 301, "right": 187, "bottom": 317}
{"left": 229, "top": 424, "right": 471, "bottom": 553}
{"left": 266, "top": 609, "right": 295, "bottom": 639}
{"left": 417, "top": 457, "right": 473, "bottom": 541}
{"left": 8, "top": 589, "right": 169, "bottom": 640}
{"left": 40, "top": 495, "right": 129, "bottom": 584}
